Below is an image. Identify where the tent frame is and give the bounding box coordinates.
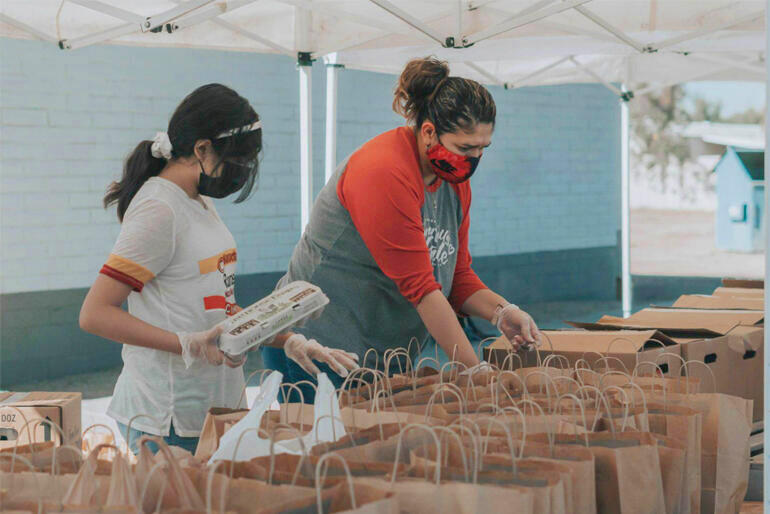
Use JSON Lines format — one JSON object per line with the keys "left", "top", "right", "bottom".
{"left": 1, "top": 0, "right": 765, "bottom": 330}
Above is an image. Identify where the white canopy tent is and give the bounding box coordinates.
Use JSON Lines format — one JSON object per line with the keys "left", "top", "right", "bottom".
{"left": 2, "top": 0, "right": 764, "bottom": 319}
{"left": 1, "top": 0, "right": 768, "bottom": 484}
{"left": 0, "top": 1, "right": 766, "bottom": 331}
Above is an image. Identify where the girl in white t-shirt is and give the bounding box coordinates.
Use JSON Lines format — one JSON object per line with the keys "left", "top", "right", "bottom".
{"left": 80, "top": 84, "right": 357, "bottom": 454}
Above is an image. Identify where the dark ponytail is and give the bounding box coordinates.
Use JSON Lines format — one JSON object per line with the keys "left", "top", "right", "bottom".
{"left": 393, "top": 56, "right": 496, "bottom": 135}
{"left": 104, "top": 83, "right": 262, "bottom": 222}
{"left": 104, "top": 141, "right": 166, "bottom": 221}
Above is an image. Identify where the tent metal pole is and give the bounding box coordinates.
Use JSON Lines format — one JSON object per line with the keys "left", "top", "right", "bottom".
{"left": 463, "top": 0, "right": 591, "bottom": 47}
{"left": 464, "top": 62, "right": 504, "bottom": 86}
{"left": 0, "top": 13, "right": 57, "bottom": 42}
{"left": 763, "top": 6, "right": 770, "bottom": 492}
{"left": 368, "top": 0, "right": 448, "bottom": 46}
{"left": 210, "top": 18, "right": 294, "bottom": 55}
{"left": 324, "top": 54, "right": 342, "bottom": 183}
{"left": 569, "top": 56, "right": 624, "bottom": 96}
{"left": 652, "top": 10, "right": 765, "bottom": 52}
{"left": 66, "top": 1, "right": 144, "bottom": 23}
{"left": 58, "top": 0, "right": 215, "bottom": 49}
{"left": 299, "top": 53, "right": 314, "bottom": 231}
{"left": 687, "top": 53, "right": 766, "bottom": 77}
{"left": 574, "top": 5, "right": 645, "bottom": 52}
{"left": 510, "top": 56, "right": 571, "bottom": 88}
{"left": 620, "top": 85, "right": 632, "bottom": 318}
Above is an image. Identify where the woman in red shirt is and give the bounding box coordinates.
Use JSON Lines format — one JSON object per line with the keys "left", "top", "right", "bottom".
{"left": 269, "top": 57, "right": 542, "bottom": 397}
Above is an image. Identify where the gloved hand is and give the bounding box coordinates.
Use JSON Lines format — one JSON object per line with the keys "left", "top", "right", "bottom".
{"left": 459, "top": 360, "right": 494, "bottom": 377}
{"left": 284, "top": 334, "right": 359, "bottom": 377}
{"left": 493, "top": 303, "right": 542, "bottom": 352}
{"left": 177, "top": 326, "right": 246, "bottom": 369}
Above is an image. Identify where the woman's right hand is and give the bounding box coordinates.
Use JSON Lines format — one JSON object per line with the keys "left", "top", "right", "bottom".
{"left": 284, "top": 334, "right": 359, "bottom": 377}
{"left": 177, "top": 327, "right": 244, "bottom": 369}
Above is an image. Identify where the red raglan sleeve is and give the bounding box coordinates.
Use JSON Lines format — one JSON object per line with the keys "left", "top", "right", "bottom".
{"left": 448, "top": 183, "right": 488, "bottom": 314}
{"left": 338, "top": 162, "right": 441, "bottom": 306}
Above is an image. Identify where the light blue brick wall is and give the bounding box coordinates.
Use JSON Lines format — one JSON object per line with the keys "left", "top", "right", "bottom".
{"left": 0, "top": 38, "right": 620, "bottom": 295}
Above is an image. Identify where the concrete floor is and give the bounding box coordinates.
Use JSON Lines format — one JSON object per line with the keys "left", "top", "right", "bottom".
{"left": 632, "top": 209, "right": 764, "bottom": 278}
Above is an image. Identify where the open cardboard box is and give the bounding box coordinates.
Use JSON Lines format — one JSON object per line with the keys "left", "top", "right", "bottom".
{"left": 713, "top": 287, "right": 765, "bottom": 299}
{"left": 0, "top": 392, "right": 81, "bottom": 449}
{"left": 679, "top": 325, "right": 764, "bottom": 421}
{"left": 672, "top": 294, "right": 764, "bottom": 311}
{"left": 722, "top": 278, "right": 764, "bottom": 289}
{"left": 486, "top": 329, "right": 681, "bottom": 377}
{"left": 568, "top": 307, "right": 764, "bottom": 338}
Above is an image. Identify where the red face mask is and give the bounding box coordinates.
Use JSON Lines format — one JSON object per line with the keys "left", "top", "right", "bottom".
{"left": 426, "top": 139, "right": 480, "bottom": 184}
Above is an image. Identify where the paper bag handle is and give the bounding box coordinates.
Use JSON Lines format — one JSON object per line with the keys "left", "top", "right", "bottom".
{"left": 237, "top": 369, "right": 274, "bottom": 408}
{"left": 553, "top": 393, "right": 590, "bottom": 448}
{"left": 124, "top": 414, "right": 162, "bottom": 455}
{"left": 0, "top": 452, "right": 43, "bottom": 511}
{"left": 433, "top": 426, "right": 472, "bottom": 483}
{"left": 576, "top": 385, "right": 616, "bottom": 438}
{"left": 139, "top": 460, "right": 171, "bottom": 514}
{"left": 362, "top": 348, "right": 380, "bottom": 373}
{"left": 447, "top": 422, "right": 481, "bottom": 481}
{"left": 682, "top": 359, "right": 717, "bottom": 393}
{"left": 492, "top": 370, "right": 527, "bottom": 408}
{"left": 474, "top": 414, "right": 521, "bottom": 477}
{"left": 269, "top": 423, "right": 311, "bottom": 486}
{"left": 14, "top": 416, "right": 65, "bottom": 460}
{"left": 501, "top": 351, "right": 524, "bottom": 372}
{"left": 206, "top": 460, "right": 229, "bottom": 514}
{"left": 391, "top": 424, "right": 441, "bottom": 485}
{"left": 315, "top": 453, "right": 357, "bottom": 514}
{"left": 542, "top": 354, "right": 570, "bottom": 369}
{"left": 425, "top": 383, "right": 466, "bottom": 423}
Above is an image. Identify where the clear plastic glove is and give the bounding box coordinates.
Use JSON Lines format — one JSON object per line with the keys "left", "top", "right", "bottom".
{"left": 177, "top": 326, "right": 246, "bottom": 369}
{"left": 284, "top": 334, "right": 359, "bottom": 377}
{"left": 495, "top": 304, "right": 542, "bottom": 352}
{"left": 459, "top": 360, "right": 494, "bottom": 377}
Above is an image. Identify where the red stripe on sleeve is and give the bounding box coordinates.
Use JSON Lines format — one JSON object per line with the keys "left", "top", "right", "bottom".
{"left": 100, "top": 265, "right": 144, "bottom": 292}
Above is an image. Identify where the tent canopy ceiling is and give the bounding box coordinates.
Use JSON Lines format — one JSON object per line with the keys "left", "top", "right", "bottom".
{"left": 1, "top": 1, "right": 765, "bottom": 88}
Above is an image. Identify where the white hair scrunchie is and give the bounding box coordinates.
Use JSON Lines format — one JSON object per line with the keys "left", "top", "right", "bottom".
{"left": 150, "top": 131, "right": 173, "bottom": 160}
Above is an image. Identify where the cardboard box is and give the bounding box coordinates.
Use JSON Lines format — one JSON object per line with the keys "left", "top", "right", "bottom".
{"left": 568, "top": 307, "right": 764, "bottom": 338}
{"left": 722, "top": 278, "right": 764, "bottom": 289}
{"left": 0, "top": 392, "right": 81, "bottom": 449}
{"left": 486, "top": 329, "right": 682, "bottom": 377}
{"left": 713, "top": 287, "right": 765, "bottom": 299}
{"left": 672, "top": 294, "right": 764, "bottom": 311}
{"left": 680, "top": 325, "right": 764, "bottom": 421}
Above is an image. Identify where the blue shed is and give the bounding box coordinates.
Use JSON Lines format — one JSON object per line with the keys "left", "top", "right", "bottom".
{"left": 715, "top": 147, "right": 765, "bottom": 253}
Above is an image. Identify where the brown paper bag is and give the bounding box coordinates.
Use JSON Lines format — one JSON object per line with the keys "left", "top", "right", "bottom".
{"left": 652, "top": 433, "right": 687, "bottom": 514}
{"left": 531, "top": 431, "right": 666, "bottom": 514}
{"left": 194, "top": 407, "right": 249, "bottom": 461}
{"left": 185, "top": 465, "right": 318, "bottom": 514}
{"left": 623, "top": 387, "right": 752, "bottom": 513}
{"left": 358, "top": 476, "right": 535, "bottom": 514}
{"left": 645, "top": 403, "right": 703, "bottom": 514}
{"left": 134, "top": 436, "right": 205, "bottom": 512}
{"left": 478, "top": 438, "right": 597, "bottom": 514}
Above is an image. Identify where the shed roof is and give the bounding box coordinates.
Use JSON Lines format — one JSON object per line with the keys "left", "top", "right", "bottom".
{"left": 736, "top": 151, "right": 765, "bottom": 181}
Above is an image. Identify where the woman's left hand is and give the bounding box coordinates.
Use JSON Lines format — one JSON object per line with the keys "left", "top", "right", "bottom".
{"left": 497, "top": 305, "right": 541, "bottom": 352}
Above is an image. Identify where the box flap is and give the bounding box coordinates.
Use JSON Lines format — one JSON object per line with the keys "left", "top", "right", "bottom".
{"left": 569, "top": 308, "right": 763, "bottom": 337}
{"left": 491, "top": 329, "right": 676, "bottom": 354}
{"left": 0, "top": 392, "right": 81, "bottom": 407}
{"left": 713, "top": 287, "right": 765, "bottom": 298}
{"left": 672, "top": 295, "right": 764, "bottom": 311}
{"left": 722, "top": 278, "right": 764, "bottom": 289}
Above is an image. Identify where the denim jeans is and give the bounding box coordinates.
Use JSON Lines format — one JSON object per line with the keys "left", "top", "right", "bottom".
{"left": 116, "top": 421, "right": 199, "bottom": 456}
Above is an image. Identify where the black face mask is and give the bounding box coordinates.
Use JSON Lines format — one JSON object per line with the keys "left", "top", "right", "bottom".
{"left": 198, "top": 160, "right": 252, "bottom": 199}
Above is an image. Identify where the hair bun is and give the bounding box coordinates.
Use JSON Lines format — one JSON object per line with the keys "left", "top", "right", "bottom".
{"left": 392, "top": 57, "right": 450, "bottom": 122}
